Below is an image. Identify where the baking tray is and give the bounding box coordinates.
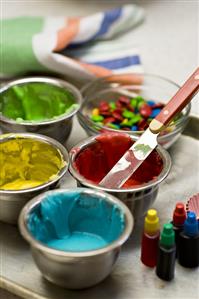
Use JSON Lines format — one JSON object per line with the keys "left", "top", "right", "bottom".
{"left": 1, "top": 115, "right": 199, "bottom": 299}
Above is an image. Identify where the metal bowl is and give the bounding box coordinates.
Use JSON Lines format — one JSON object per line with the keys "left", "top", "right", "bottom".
{"left": 0, "top": 133, "right": 69, "bottom": 224}
{"left": 78, "top": 73, "right": 191, "bottom": 149}
{"left": 0, "top": 77, "right": 82, "bottom": 143}
{"left": 19, "top": 188, "right": 134, "bottom": 289}
{"left": 69, "top": 134, "right": 171, "bottom": 220}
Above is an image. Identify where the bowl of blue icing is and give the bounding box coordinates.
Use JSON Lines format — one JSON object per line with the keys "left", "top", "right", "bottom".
{"left": 19, "top": 188, "right": 133, "bottom": 289}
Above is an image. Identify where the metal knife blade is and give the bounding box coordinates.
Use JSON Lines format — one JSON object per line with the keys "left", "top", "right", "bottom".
{"left": 99, "top": 128, "right": 158, "bottom": 188}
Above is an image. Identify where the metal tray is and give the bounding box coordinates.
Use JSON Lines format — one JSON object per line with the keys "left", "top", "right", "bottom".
{"left": 1, "top": 115, "right": 199, "bottom": 299}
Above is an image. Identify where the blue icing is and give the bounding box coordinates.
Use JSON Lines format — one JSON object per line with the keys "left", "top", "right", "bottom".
{"left": 27, "top": 191, "right": 125, "bottom": 252}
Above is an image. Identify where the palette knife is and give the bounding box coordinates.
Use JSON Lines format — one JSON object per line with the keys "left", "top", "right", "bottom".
{"left": 99, "top": 68, "right": 199, "bottom": 188}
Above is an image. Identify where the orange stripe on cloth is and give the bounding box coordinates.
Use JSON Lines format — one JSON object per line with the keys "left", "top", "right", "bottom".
{"left": 106, "top": 74, "right": 143, "bottom": 85}
{"left": 77, "top": 61, "right": 143, "bottom": 85}
{"left": 54, "top": 18, "right": 80, "bottom": 52}
{"left": 78, "top": 61, "right": 113, "bottom": 77}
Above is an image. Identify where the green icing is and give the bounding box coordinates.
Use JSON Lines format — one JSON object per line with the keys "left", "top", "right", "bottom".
{"left": 134, "top": 143, "right": 152, "bottom": 155}
{"left": 0, "top": 83, "right": 79, "bottom": 122}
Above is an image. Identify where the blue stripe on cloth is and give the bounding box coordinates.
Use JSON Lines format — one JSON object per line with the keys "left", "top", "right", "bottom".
{"left": 93, "top": 7, "right": 122, "bottom": 39}
{"left": 67, "top": 8, "right": 123, "bottom": 48}
{"left": 90, "top": 55, "right": 141, "bottom": 70}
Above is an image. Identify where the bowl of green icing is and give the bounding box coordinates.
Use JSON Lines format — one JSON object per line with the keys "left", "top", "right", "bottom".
{"left": 0, "top": 77, "right": 82, "bottom": 143}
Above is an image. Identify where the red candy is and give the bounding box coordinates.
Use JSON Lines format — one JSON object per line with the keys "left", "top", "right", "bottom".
{"left": 138, "top": 119, "right": 148, "bottom": 130}
{"left": 119, "top": 96, "right": 130, "bottom": 105}
{"left": 140, "top": 104, "right": 152, "bottom": 118}
{"left": 116, "top": 100, "right": 123, "bottom": 108}
{"left": 152, "top": 103, "right": 164, "bottom": 109}
{"left": 104, "top": 117, "right": 116, "bottom": 124}
{"left": 127, "top": 104, "right": 135, "bottom": 112}
{"left": 100, "top": 111, "right": 111, "bottom": 116}
{"left": 122, "top": 127, "right": 131, "bottom": 131}
{"left": 99, "top": 101, "right": 109, "bottom": 111}
{"left": 112, "top": 111, "right": 123, "bottom": 121}
{"left": 114, "top": 108, "right": 123, "bottom": 114}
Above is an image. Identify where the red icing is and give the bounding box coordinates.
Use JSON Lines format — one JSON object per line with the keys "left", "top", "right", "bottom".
{"left": 74, "top": 133, "right": 163, "bottom": 188}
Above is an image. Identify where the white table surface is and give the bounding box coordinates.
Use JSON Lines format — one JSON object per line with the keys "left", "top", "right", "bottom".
{"left": 2, "top": 0, "right": 199, "bottom": 114}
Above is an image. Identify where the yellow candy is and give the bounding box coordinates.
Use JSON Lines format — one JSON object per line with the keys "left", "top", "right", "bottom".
{"left": 121, "top": 118, "right": 128, "bottom": 125}
{"left": 92, "top": 108, "right": 99, "bottom": 116}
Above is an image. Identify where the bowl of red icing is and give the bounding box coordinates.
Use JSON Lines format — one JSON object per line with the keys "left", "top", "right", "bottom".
{"left": 69, "top": 133, "right": 171, "bottom": 220}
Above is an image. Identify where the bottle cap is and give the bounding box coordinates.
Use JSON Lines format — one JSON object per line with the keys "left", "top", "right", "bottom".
{"left": 160, "top": 223, "right": 175, "bottom": 247}
{"left": 144, "top": 209, "right": 160, "bottom": 235}
{"left": 173, "top": 202, "right": 186, "bottom": 226}
{"left": 184, "top": 211, "right": 198, "bottom": 236}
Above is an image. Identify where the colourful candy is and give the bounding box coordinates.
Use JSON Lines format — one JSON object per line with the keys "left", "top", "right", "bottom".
{"left": 91, "top": 115, "right": 104, "bottom": 122}
{"left": 90, "top": 96, "right": 179, "bottom": 132}
{"left": 150, "top": 108, "right": 161, "bottom": 118}
{"left": 92, "top": 108, "right": 99, "bottom": 116}
{"left": 140, "top": 104, "right": 152, "bottom": 118}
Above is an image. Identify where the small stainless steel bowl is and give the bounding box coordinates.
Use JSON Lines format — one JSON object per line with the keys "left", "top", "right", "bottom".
{"left": 69, "top": 134, "right": 171, "bottom": 220}
{"left": 0, "top": 133, "right": 69, "bottom": 224}
{"left": 0, "top": 77, "right": 82, "bottom": 143}
{"left": 19, "top": 188, "right": 134, "bottom": 289}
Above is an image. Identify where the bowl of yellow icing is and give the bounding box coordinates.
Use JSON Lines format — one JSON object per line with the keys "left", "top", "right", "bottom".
{"left": 0, "top": 77, "right": 82, "bottom": 143}
{"left": 0, "top": 133, "right": 68, "bottom": 224}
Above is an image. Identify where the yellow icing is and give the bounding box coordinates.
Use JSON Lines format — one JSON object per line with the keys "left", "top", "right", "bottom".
{"left": 0, "top": 138, "right": 66, "bottom": 190}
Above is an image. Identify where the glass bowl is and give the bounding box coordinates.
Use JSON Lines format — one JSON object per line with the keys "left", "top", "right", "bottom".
{"left": 78, "top": 73, "right": 191, "bottom": 149}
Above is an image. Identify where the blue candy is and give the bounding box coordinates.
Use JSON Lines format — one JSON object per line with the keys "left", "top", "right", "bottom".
{"left": 147, "top": 100, "right": 156, "bottom": 106}
{"left": 150, "top": 108, "right": 161, "bottom": 118}
{"left": 131, "top": 125, "right": 138, "bottom": 131}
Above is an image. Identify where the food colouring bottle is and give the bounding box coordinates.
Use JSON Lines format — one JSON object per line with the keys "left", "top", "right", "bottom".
{"left": 156, "top": 223, "right": 176, "bottom": 281}
{"left": 178, "top": 211, "right": 199, "bottom": 268}
{"left": 141, "top": 209, "right": 160, "bottom": 267}
{"left": 171, "top": 202, "right": 186, "bottom": 256}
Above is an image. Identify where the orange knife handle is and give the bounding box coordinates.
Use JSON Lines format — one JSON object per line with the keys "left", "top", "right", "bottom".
{"left": 150, "top": 67, "right": 199, "bottom": 133}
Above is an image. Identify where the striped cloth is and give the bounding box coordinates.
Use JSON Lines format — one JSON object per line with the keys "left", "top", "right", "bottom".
{"left": 1, "top": 5, "right": 144, "bottom": 82}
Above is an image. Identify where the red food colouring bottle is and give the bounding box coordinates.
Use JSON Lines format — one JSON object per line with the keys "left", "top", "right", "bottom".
{"left": 171, "top": 202, "right": 186, "bottom": 257}
{"left": 141, "top": 209, "right": 160, "bottom": 267}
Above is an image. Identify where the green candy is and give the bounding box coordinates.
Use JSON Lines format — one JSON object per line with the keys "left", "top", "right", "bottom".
{"left": 122, "top": 109, "right": 135, "bottom": 119}
{"left": 123, "top": 121, "right": 132, "bottom": 127}
{"left": 107, "top": 123, "right": 120, "bottom": 129}
{"left": 129, "top": 115, "right": 142, "bottom": 125}
{"left": 91, "top": 115, "right": 104, "bottom": 122}
{"left": 130, "top": 98, "right": 137, "bottom": 108}
{"left": 130, "top": 96, "right": 145, "bottom": 108}
{"left": 134, "top": 96, "right": 145, "bottom": 102}
{"left": 109, "top": 102, "right": 116, "bottom": 110}
{"left": 137, "top": 100, "right": 145, "bottom": 109}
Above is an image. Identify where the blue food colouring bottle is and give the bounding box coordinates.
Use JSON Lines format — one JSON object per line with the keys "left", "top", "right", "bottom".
{"left": 178, "top": 212, "right": 199, "bottom": 268}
